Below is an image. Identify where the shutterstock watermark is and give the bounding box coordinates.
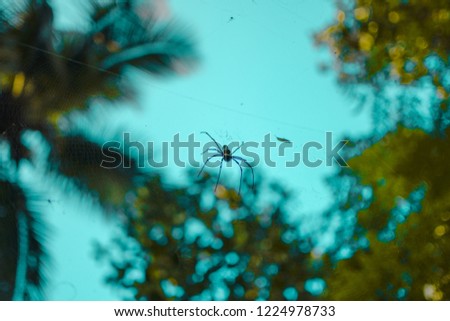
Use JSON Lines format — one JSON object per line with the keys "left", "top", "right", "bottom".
{"left": 100, "top": 132, "right": 348, "bottom": 169}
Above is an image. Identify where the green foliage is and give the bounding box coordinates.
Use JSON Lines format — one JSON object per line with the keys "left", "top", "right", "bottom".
{"left": 316, "top": 0, "right": 450, "bottom": 88}
{"left": 322, "top": 127, "right": 450, "bottom": 300}
{"left": 0, "top": 180, "right": 47, "bottom": 300}
{"left": 0, "top": 0, "right": 196, "bottom": 299}
{"left": 102, "top": 173, "right": 317, "bottom": 300}
{"left": 315, "top": 0, "right": 450, "bottom": 300}
{"left": 315, "top": 0, "right": 450, "bottom": 132}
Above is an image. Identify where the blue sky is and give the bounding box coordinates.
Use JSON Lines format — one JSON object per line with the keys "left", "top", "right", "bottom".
{"left": 44, "top": 0, "right": 372, "bottom": 300}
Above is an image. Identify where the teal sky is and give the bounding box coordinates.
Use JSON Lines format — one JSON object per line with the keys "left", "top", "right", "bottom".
{"left": 44, "top": 0, "right": 372, "bottom": 300}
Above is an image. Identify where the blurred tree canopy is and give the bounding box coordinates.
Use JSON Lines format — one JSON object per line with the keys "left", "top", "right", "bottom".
{"left": 321, "top": 127, "right": 450, "bottom": 300}
{"left": 103, "top": 0, "right": 450, "bottom": 301}
{"left": 314, "top": 0, "right": 450, "bottom": 300}
{"left": 0, "top": 0, "right": 195, "bottom": 300}
{"left": 101, "top": 173, "right": 319, "bottom": 300}
{"left": 5, "top": 0, "right": 450, "bottom": 302}
{"left": 315, "top": 0, "right": 450, "bottom": 132}
{"left": 316, "top": 0, "right": 450, "bottom": 86}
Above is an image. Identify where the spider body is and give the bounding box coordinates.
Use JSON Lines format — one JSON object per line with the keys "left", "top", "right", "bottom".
{"left": 222, "top": 145, "right": 232, "bottom": 161}
{"left": 198, "top": 132, "right": 254, "bottom": 195}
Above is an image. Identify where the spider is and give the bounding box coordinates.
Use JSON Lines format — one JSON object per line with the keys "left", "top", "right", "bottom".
{"left": 198, "top": 131, "right": 254, "bottom": 195}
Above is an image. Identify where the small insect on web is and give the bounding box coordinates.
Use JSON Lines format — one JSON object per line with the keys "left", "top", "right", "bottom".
{"left": 276, "top": 136, "right": 292, "bottom": 144}
{"left": 198, "top": 131, "right": 254, "bottom": 195}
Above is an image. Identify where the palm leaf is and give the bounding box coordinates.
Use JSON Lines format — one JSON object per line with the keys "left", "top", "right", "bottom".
{"left": 49, "top": 134, "right": 143, "bottom": 207}
{"left": 0, "top": 180, "right": 47, "bottom": 300}
{"left": 1, "top": 0, "right": 196, "bottom": 116}
{"left": 0, "top": 0, "right": 197, "bottom": 299}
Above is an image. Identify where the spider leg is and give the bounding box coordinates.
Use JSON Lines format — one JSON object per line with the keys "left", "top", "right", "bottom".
{"left": 202, "top": 147, "right": 222, "bottom": 155}
{"left": 231, "top": 141, "right": 244, "bottom": 155}
{"left": 232, "top": 158, "right": 243, "bottom": 195}
{"left": 233, "top": 156, "right": 255, "bottom": 190}
{"left": 198, "top": 154, "right": 222, "bottom": 177}
{"left": 215, "top": 159, "right": 224, "bottom": 192}
{"left": 201, "top": 131, "right": 222, "bottom": 151}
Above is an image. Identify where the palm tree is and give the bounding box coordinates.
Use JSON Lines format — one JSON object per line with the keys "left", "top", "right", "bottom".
{"left": 0, "top": 0, "right": 195, "bottom": 300}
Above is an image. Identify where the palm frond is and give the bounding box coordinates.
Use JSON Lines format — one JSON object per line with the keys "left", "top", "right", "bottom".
{"left": 0, "top": 91, "right": 30, "bottom": 164}
{"left": 87, "top": 0, "right": 197, "bottom": 74}
{"left": 0, "top": 180, "right": 47, "bottom": 300}
{"left": 49, "top": 134, "right": 143, "bottom": 207}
